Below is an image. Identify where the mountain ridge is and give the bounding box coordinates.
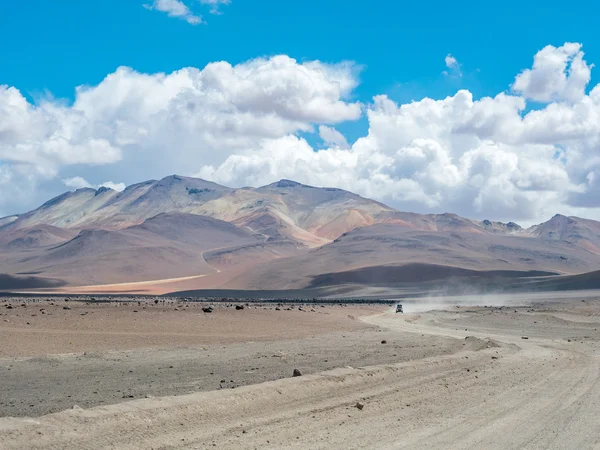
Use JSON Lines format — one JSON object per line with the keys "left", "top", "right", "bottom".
{"left": 2, "top": 175, "right": 600, "bottom": 293}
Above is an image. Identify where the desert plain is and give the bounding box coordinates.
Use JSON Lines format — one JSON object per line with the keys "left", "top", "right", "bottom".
{"left": 1, "top": 292, "right": 599, "bottom": 449}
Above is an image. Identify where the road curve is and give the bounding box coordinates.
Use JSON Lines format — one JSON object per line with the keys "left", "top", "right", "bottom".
{"left": 1, "top": 308, "right": 599, "bottom": 449}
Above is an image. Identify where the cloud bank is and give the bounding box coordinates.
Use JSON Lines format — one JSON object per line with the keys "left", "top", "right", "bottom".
{"left": 1, "top": 43, "right": 600, "bottom": 224}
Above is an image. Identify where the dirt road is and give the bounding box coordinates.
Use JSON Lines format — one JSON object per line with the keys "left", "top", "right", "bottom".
{"left": 2, "top": 301, "right": 600, "bottom": 449}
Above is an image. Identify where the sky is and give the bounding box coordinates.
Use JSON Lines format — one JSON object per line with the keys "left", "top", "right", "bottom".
{"left": 1, "top": 0, "right": 600, "bottom": 225}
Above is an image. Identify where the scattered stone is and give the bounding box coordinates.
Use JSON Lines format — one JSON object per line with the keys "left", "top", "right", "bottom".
{"left": 293, "top": 369, "right": 302, "bottom": 377}
{"left": 235, "top": 305, "right": 244, "bottom": 310}
{"left": 63, "top": 306, "right": 72, "bottom": 310}
{"left": 202, "top": 306, "right": 214, "bottom": 313}
{"left": 355, "top": 402, "right": 364, "bottom": 410}
{"left": 381, "top": 340, "right": 387, "bottom": 344}
{"left": 521, "top": 336, "right": 529, "bottom": 340}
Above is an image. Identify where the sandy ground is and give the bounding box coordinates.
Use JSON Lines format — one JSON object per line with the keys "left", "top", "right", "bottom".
{"left": 0, "top": 300, "right": 381, "bottom": 356}
{"left": 1, "top": 295, "right": 600, "bottom": 449}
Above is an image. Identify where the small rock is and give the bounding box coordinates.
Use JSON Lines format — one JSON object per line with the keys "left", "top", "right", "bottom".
{"left": 521, "top": 336, "right": 529, "bottom": 340}
{"left": 381, "top": 340, "right": 387, "bottom": 344}
{"left": 355, "top": 402, "right": 364, "bottom": 410}
{"left": 235, "top": 305, "right": 244, "bottom": 310}
{"left": 63, "top": 306, "right": 72, "bottom": 310}
{"left": 202, "top": 306, "right": 214, "bottom": 313}
{"left": 293, "top": 369, "right": 302, "bottom": 377}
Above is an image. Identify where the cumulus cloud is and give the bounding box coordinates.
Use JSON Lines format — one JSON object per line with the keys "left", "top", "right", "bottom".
{"left": 62, "top": 177, "right": 93, "bottom": 189}
{"left": 3, "top": 43, "right": 600, "bottom": 224}
{"left": 512, "top": 43, "right": 592, "bottom": 103}
{"left": 144, "top": 0, "right": 202, "bottom": 25}
{"left": 61, "top": 177, "right": 126, "bottom": 192}
{"left": 319, "top": 125, "right": 349, "bottom": 148}
{"left": 99, "top": 181, "right": 126, "bottom": 192}
{"left": 200, "top": 44, "right": 600, "bottom": 223}
{"left": 0, "top": 56, "right": 360, "bottom": 215}
{"left": 443, "top": 54, "right": 462, "bottom": 76}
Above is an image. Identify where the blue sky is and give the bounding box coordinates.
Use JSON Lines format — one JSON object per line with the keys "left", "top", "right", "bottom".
{"left": 2, "top": 1, "right": 597, "bottom": 108}
{"left": 1, "top": 0, "right": 600, "bottom": 223}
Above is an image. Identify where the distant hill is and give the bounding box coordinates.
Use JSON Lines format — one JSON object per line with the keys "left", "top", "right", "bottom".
{"left": 4, "top": 175, "right": 390, "bottom": 247}
{"left": 1, "top": 175, "right": 600, "bottom": 293}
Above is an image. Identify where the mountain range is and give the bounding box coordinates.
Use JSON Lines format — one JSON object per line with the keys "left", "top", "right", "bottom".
{"left": 1, "top": 175, "right": 600, "bottom": 295}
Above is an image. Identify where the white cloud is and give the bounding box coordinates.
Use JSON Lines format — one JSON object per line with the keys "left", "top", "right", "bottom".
{"left": 512, "top": 43, "right": 592, "bottom": 103}
{"left": 62, "top": 177, "right": 125, "bottom": 192}
{"left": 443, "top": 54, "right": 462, "bottom": 76}
{"left": 319, "top": 125, "right": 349, "bottom": 148}
{"left": 445, "top": 54, "right": 459, "bottom": 69}
{"left": 0, "top": 56, "right": 360, "bottom": 214}
{"left": 144, "top": 0, "right": 202, "bottom": 25}
{"left": 199, "top": 0, "right": 230, "bottom": 14}
{"left": 4, "top": 43, "right": 600, "bottom": 224}
{"left": 199, "top": 44, "right": 600, "bottom": 223}
{"left": 0, "top": 164, "right": 46, "bottom": 218}
{"left": 62, "top": 177, "right": 93, "bottom": 189}
{"left": 99, "top": 181, "right": 126, "bottom": 192}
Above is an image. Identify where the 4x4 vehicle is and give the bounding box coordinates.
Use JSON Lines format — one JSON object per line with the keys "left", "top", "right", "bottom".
{"left": 396, "top": 304, "right": 403, "bottom": 313}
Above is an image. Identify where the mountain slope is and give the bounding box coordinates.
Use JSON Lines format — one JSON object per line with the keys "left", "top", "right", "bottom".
{"left": 5, "top": 176, "right": 392, "bottom": 247}
{"left": 225, "top": 223, "right": 600, "bottom": 290}
{"left": 3, "top": 176, "right": 600, "bottom": 292}
{"left": 527, "top": 214, "right": 600, "bottom": 254}
{"left": 0, "top": 225, "right": 77, "bottom": 251}
{"left": 1, "top": 213, "right": 267, "bottom": 285}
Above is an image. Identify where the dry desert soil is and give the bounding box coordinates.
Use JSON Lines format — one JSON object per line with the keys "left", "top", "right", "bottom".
{"left": 1, "top": 293, "right": 600, "bottom": 449}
